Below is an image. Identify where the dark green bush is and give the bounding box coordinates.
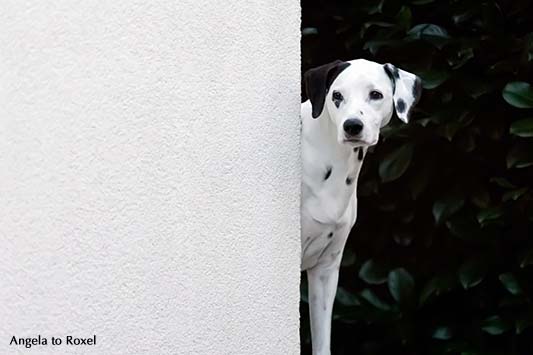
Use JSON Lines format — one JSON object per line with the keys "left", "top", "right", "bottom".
{"left": 301, "top": 1, "right": 533, "bottom": 354}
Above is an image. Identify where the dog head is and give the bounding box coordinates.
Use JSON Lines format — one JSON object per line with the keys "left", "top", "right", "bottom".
{"left": 304, "top": 59, "right": 422, "bottom": 147}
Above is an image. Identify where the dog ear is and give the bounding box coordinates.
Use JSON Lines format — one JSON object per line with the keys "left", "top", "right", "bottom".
{"left": 383, "top": 63, "right": 422, "bottom": 123}
{"left": 304, "top": 60, "right": 351, "bottom": 119}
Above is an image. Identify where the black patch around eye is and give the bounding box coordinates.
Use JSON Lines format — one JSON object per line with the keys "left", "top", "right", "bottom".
{"left": 328, "top": 232, "right": 333, "bottom": 238}
{"left": 346, "top": 176, "right": 353, "bottom": 185}
{"left": 324, "top": 166, "right": 332, "bottom": 180}
{"left": 396, "top": 99, "right": 406, "bottom": 113}
{"left": 354, "top": 147, "right": 359, "bottom": 153}
{"left": 332, "top": 91, "right": 343, "bottom": 108}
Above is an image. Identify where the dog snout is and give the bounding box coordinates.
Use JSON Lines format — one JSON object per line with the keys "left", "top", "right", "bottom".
{"left": 343, "top": 118, "right": 364, "bottom": 136}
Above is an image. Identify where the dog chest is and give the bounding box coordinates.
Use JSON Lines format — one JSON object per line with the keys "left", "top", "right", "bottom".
{"left": 301, "top": 144, "right": 360, "bottom": 225}
{"left": 300, "top": 195, "right": 357, "bottom": 269}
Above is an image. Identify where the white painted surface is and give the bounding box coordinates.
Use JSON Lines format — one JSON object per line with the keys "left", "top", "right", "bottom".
{"left": 0, "top": 1, "right": 300, "bottom": 354}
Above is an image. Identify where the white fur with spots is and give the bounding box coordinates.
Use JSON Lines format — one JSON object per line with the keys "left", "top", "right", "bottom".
{"left": 301, "top": 59, "right": 421, "bottom": 355}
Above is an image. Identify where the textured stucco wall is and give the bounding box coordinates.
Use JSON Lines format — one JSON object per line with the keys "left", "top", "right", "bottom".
{"left": 0, "top": 1, "right": 300, "bottom": 354}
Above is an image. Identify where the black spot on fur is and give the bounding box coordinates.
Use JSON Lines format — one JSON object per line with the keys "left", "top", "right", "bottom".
{"left": 324, "top": 166, "right": 332, "bottom": 180}
{"left": 328, "top": 232, "right": 333, "bottom": 238}
{"left": 412, "top": 77, "right": 422, "bottom": 102}
{"left": 384, "top": 65, "right": 394, "bottom": 82}
{"left": 346, "top": 177, "right": 353, "bottom": 185}
{"left": 384, "top": 64, "right": 400, "bottom": 94}
{"left": 391, "top": 66, "right": 400, "bottom": 79}
{"left": 396, "top": 99, "right": 406, "bottom": 113}
{"left": 358, "top": 147, "right": 364, "bottom": 161}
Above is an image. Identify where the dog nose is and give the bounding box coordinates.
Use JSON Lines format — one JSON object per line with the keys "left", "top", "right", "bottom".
{"left": 343, "top": 118, "right": 364, "bottom": 136}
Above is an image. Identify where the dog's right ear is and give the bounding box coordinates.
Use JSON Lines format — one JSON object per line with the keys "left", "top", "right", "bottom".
{"left": 304, "top": 60, "right": 351, "bottom": 119}
{"left": 383, "top": 63, "right": 422, "bottom": 123}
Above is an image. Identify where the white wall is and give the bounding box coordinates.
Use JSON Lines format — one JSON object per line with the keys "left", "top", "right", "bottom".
{"left": 0, "top": 1, "right": 300, "bottom": 354}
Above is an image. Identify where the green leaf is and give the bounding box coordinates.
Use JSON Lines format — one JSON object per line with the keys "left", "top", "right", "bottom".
{"left": 396, "top": 6, "right": 412, "bottom": 30}
{"left": 481, "top": 315, "right": 510, "bottom": 335}
{"left": 459, "top": 257, "right": 488, "bottom": 289}
{"left": 419, "top": 274, "right": 456, "bottom": 306}
{"left": 516, "top": 161, "right": 533, "bottom": 169}
{"left": 476, "top": 206, "right": 504, "bottom": 225}
{"left": 341, "top": 249, "right": 357, "bottom": 267}
{"left": 510, "top": 118, "right": 533, "bottom": 137}
{"left": 363, "top": 40, "right": 403, "bottom": 55}
{"left": 416, "top": 118, "right": 432, "bottom": 127}
{"left": 436, "top": 122, "right": 462, "bottom": 141}
{"left": 463, "top": 80, "right": 495, "bottom": 99}
{"left": 360, "top": 21, "right": 394, "bottom": 37}
{"left": 502, "top": 187, "right": 528, "bottom": 202}
{"left": 363, "top": 0, "right": 385, "bottom": 15}
{"left": 502, "top": 82, "right": 533, "bottom": 108}
{"left": 406, "top": 23, "right": 449, "bottom": 48}
{"left": 520, "top": 248, "right": 533, "bottom": 268}
{"left": 498, "top": 273, "right": 523, "bottom": 295}
{"left": 359, "top": 288, "right": 392, "bottom": 311}
{"left": 527, "top": 33, "right": 533, "bottom": 62}
{"left": 446, "top": 214, "right": 480, "bottom": 241}
{"left": 507, "top": 143, "right": 533, "bottom": 168}
{"left": 301, "top": 27, "right": 318, "bottom": 36}
{"left": 336, "top": 287, "right": 360, "bottom": 306}
{"left": 388, "top": 268, "right": 415, "bottom": 306}
{"left": 448, "top": 47, "right": 474, "bottom": 69}
{"left": 379, "top": 144, "right": 414, "bottom": 182}
{"left": 359, "top": 259, "right": 389, "bottom": 285}
{"left": 418, "top": 70, "right": 450, "bottom": 90}
{"left": 516, "top": 318, "right": 533, "bottom": 334}
{"left": 433, "top": 196, "right": 465, "bottom": 224}
{"left": 432, "top": 326, "right": 453, "bottom": 340}
{"left": 470, "top": 186, "right": 491, "bottom": 208}
{"left": 499, "top": 294, "right": 528, "bottom": 308}
{"left": 407, "top": 23, "right": 449, "bottom": 40}
{"left": 490, "top": 177, "right": 516, "bottom": 189}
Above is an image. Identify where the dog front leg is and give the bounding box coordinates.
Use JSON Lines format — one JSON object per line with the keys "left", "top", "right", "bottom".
{"left": 307, "top": 264, "right": 340, "bottom": 355}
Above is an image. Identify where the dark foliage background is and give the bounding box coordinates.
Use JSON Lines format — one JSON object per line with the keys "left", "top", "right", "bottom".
{"left": 300, "top": 0, "right": 533, "bottom": 354}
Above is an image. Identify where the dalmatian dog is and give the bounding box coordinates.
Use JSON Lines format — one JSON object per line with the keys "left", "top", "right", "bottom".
{"left": 301, "top": 59, "right": 422, "bottom": 355}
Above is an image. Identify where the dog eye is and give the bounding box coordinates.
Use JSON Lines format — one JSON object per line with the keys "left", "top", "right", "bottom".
{"left": 332, "top": 91, "right": 343, "bottom": 101}
{"left": 369, "top": 90, "right": 383, "bottom": 100}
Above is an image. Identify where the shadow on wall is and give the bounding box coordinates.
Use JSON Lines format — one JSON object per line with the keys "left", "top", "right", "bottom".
{"left": 301, "top": 0, "right": 533, "bottom": 354}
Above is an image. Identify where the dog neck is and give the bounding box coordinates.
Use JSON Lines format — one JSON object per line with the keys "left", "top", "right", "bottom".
{"left": 302, "top": 104, "right": 366, "bottom": 211}
{"left": 312, "top": 107, "right": 366, "bottom": 165}
{"left": 324, "top": 111, "right": 365, "bottom": 187}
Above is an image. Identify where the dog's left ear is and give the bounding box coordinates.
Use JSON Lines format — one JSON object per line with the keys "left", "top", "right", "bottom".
{"left": 304, "top": 60, "right": 351, "bottom": 119}
{"left": 384, "top": 63, "right": 422, "bottom": 123}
